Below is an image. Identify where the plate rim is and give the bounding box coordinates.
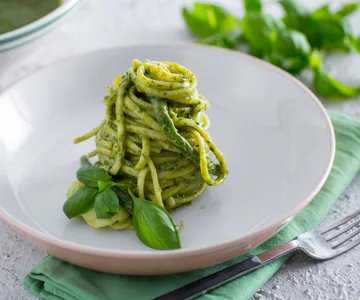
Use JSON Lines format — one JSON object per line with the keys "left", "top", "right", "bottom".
{"left": 0, "top": 42, "right": 336, "bottom": 258}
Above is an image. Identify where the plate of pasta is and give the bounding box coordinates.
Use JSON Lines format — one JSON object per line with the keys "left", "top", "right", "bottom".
{"left": 0, "top": 44, "right": 335, "bottom": 274}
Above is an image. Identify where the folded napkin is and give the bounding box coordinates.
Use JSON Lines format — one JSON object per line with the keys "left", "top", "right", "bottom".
{"left": 23, "top": 113, "right": 360, "bottom": 300}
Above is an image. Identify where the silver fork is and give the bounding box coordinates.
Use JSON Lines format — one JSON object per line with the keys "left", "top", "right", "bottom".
{"left": 156, "top": 209, "right": 360, "bottom": 300}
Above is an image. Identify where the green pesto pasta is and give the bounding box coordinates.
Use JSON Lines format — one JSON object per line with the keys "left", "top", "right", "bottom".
{"left": 72, "top": 59, "right": 228, "bottom": 229}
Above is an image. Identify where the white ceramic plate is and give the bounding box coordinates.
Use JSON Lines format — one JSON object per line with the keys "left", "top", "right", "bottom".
{"left": 0, "top": 44, "right": 335, "bottom": 275}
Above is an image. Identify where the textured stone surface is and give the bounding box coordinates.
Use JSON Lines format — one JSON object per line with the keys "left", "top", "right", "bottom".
{"left": 1, "top": 0, "right": 360, "bottom": 299}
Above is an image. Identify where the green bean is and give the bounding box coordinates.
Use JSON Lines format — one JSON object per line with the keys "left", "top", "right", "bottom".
{"left": 80, "top": 156, "right": 92, "bottom": 166}
{"left": 112, "top": 186, "right": 134, "bottom": 215}
{"left": 150, "top": 96, "right": 199, "bottom": 161}
{"left": 149, "top": 95, "right": 219, "bottom": 175}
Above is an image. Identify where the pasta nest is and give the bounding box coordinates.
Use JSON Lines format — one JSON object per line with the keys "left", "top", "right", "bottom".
{"left": 75, "top": 59, "right": 228, "bottom": 212}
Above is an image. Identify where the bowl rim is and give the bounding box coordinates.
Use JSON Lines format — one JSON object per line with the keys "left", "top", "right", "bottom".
{"left": 0, "top": 43, "right": 336, "bottom": 259}
{"left": 0, "top": 0, "right": 81, "bottom": 45}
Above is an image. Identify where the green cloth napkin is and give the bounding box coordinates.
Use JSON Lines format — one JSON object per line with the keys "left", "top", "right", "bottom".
{"left": 23, "top": 113, "right": 360, "bottom": 300}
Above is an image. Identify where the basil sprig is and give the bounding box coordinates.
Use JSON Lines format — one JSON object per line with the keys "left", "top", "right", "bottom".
{"left": 63, "top": 166, "right": 125, "bottom": 219}
{"left": 183, "top": 0, "right": 360, "bottom": 99}
{"left": 63, "top": 165, "right": 181, "bottom": 250}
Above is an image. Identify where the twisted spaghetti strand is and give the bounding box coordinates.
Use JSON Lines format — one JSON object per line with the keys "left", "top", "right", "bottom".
{"left": 73, "top": 59, "right": 228, "bottom": 229}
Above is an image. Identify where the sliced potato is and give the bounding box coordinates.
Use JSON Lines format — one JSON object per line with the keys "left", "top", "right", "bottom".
{"left": 110, "top": 218, "right": 133, "bottom": 230}
{"left": 66, "top": 180, "right": 85, "bottom": 198}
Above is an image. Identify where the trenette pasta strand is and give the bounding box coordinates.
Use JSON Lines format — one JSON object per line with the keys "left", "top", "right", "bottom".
{"left": 72, "top": 59, "right": 228, "bottom": 230}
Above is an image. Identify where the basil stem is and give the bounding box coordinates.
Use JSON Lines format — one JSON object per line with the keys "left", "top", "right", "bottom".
{"left": 150, "top": 95, "right": 218, "bottom": 174}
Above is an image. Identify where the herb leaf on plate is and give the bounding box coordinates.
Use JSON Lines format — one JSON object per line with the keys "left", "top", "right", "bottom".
{"left": 129, "top": 189, "right": 181, "bottom": 250}
{"left": 76, "top": 165, "right": 111, "bottom": 188}
{"left": 63, "top": 187, "right": 98, "bottom": 219}
{"left": 66, "top": 164, "right": 182, "bottom": 250}
{"left": 94, "top": 187, "right": 120, "bottom": 219}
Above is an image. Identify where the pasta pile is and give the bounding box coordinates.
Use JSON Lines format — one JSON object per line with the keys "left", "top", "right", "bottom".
{"left": 73, "top": 59, "right": 228, "bottom": 228}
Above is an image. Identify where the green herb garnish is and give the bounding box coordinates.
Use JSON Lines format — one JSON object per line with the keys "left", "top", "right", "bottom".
{"left": 63, "top": 165, "right": 181, "bottom": 250}
{"left": 129, "top": 189, "right": 181, "bottom": 250}
{"left": 63, "top": 187, "right": 98, "bottom": 219}
{"left": 76, "top": 165, "right": 110, "bottom": 188}
{"left": 182, "top": 0, "right": 360, "bottom": 99}
{"left": 94, "top": 187, "right": 120, "bottom": 219}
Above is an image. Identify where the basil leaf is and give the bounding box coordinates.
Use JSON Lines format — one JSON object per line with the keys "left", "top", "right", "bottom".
{"left": 280, "top": 0, "right": 309, "bottom": 17}
{"left": 182, "top": 3, "right": 237, "bottom": 39}
{"left": 244, "top": 0, "right": 262, "bottom": 12}
{"left": 76, "top": 166, "right": 110, "bottom": 188}
{"left": 267, "top": 28, "right": 311, "bottom": 73}
{"left": 280, "top": 0, "right": 309, "bottom": 29}
{"left": 313, "top": 66, "right": 360, "bottom": 98}
{"left": 279, "top": 1, "right": 333, "bottom": 49}
{"left": 280, "top": 1, "right": 355, "bottom": 51}
{"left": 351, "top": 36, "right": 360, "bottom": 52}
{"left": 311, "top": 15, "right": 352, "bottom": 45}
{"left": 240, "top": 13, "right": 282, "bottom": 54}
{"left": 130, "top": 190, "right": 181, "bottom": 250}
{"left": 63, "top": 187, "right": 98, "bottom": 219}
{"left": 323, "top": 37, "right": 353, "bottom": 52}
{"left": 312, "top": 4, "right": 331, "bottom": 19}
{"left": 94, "top": 187, "right": 120, "bottom": 219}
{"left": 272, "top": 29, "right": 311, "bottom": 57}
{"left": 335, "top": 2, "right": 360, "bottom": 18}
{"left": 267, "top": 54, "right": 308, "bottom": 74}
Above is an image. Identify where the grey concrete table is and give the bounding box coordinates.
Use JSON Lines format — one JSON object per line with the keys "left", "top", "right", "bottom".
{"left": 1, "top": 1, "right": 360, "bottom": 299}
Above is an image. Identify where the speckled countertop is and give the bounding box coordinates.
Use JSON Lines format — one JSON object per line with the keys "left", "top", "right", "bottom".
{"left": 1, "top": 1, "right": 360, "bottom": 299}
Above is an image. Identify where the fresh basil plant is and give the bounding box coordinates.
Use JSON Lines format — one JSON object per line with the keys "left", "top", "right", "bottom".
{"left": 183, "top": 0, "right": 360, "bottom": 99}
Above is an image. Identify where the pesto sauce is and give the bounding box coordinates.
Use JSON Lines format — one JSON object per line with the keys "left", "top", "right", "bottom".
{"left": 0, "top": 0, "right": 62, "bottom": 34}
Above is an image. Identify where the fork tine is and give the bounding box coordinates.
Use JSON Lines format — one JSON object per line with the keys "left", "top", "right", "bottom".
{"left": 332, "top": 235, "right": 360, "bottom": 255}
{"left": 318, "top": 208, "right": 360, "bottom": 234}
{"left": 324, "top": 219, "right": 360, "bottom": 241}
{"left": 331, "top": 227, "right": 360, "bottom": 248}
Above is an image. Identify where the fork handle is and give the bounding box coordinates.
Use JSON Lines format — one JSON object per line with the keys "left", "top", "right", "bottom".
{"left": 155, "top": 240, "right": 300, "bottom": 300}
